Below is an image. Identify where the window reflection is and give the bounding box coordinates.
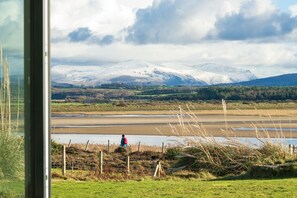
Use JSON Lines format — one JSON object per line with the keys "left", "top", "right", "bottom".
{"left": 0, "top": 0, "right": 24, "bottom": 196}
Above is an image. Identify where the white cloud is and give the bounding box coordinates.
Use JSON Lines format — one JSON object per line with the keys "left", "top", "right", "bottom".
{"left": 290, "top": 4, "right": 297, "bottom": 17}
{"left": 241, "top": 0, "right": 276, "bottom": 18}
{"left": 0, "top": 1, "right": 21, "bottom": 24}
{"left": 126, "top": 0, "right": 297, "bottom": 43}
{"left": 213, "top": 4, "right": 297, "bottom": 41}
{"left": 126, "top": 0, "right": 243, "bottom": 44}
{"left": 116, "top": 0, "right": 153, "bottom": 9}
{"left": 51, "top": 0, "right": 138, "bottom": 38}
{"left": 50, "top": 0, "right": 297, "bottom": 77}
{"left": 51, "top": 41, "right": 297, "bottom": 77}
{"left": 0, "top": 0, "right": 23, "bottom": 51}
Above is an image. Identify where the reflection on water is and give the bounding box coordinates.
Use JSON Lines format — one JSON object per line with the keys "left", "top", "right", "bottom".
{"left": 234, "top": 127, "right": 297, "bottom": 132}
{"left": 51, "top": 134, "right": 297, "bottom": 147}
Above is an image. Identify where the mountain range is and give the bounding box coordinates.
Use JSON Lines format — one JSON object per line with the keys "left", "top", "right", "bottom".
{"left": 51, "top": 61, "right": 257, "bottom": 87}
{"left": 51, "top": 61, "right": 297, "bottom": 87}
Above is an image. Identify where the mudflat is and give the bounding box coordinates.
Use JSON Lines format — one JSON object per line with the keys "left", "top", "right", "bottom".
{"left": 51, "top": 109, "right": 297, "bottom": 138}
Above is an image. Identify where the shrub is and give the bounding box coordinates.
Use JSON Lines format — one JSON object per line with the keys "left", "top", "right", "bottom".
{"left": 114, "top": 146, "right": 128, "bottom": 154}
{"left": 248, "top": 163, "right": 297, "bottom": 178}
{"left": 51, "top": 140, "right": 62, "bottom": 155}
{"left": 0, "top": 133, "right": 24, "bottom": 179}
{"left": 165, "top": 147, "right": 182, "bottom": 160}
{"left": 169, "top": 102, "right": 296, "bottom": 177}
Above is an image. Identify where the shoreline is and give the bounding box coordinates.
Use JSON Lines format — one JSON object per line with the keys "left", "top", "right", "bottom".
{"left": 52, "top": 109, "right": 297, "bottom": 116}
{"left": 51, "top": 109, "right": 297, "bottom": 138}
{"left": 51, "top": 126, "right": 297, "bottom": 138}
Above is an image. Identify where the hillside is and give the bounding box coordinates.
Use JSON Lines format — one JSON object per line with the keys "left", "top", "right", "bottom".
{"left": 51, "top": 61, "right": 256, "bottom": 87}
{"left": 231, "top": 73, "right": 297, "bottom": 86}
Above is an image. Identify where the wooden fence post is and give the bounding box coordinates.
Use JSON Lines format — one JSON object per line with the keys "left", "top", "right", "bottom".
{"left": 289, "top": 144, "right": 293, "bottom": 155}
{"left": 68, "top": 139, "right": 72, "bottom": 148}
{"left": 127, "top": 155, "right": 130, "bottom": 174}
{"left": 153, "top": 160, "right": 163, "bottom": 178}
{"left": 98, "top": 151, "right": 103, "bottom": 174}
{"left": 85, "top": 140, "right": 90, "bottom": 151}
{"left": 161, "top": 142, "right": 165, "bottom": 154}
{"left": 138, "top": 142, "right": 141, "bottom": 152}
{"left": 107, "top": 140, "right": 110, "bottom": 154}
{"left": 62, "top": 145, "right": 66, "bottom": 176}
{"left": 158, "top": 161, "right": 161, "bottom": 177}
{"left": 153, "top": 163, "right": 159, "bottom": 178}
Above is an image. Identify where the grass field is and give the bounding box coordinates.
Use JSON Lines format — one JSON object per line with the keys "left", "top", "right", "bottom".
{"left": 51, "top": 179, "right": 297, "bottom": 198}
{"left": 51, "top": 101, "right": 297, "bottom": 112}
{"left": 2, "top": 179, "right": 297, "bottom": 197}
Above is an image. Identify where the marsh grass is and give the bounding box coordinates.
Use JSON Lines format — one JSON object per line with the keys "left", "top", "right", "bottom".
{"left": 0, "top": 46, "right": 23, "bottom": 179}
{"left": 168, "top": 100, "right": 296, "bottom": 177}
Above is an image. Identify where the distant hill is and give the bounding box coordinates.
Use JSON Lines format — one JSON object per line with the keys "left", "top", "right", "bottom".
{"left": 51, "top": 61, "right": 256, "bottom": 87}
{"left": 228, "top": 73, "right": 297, "bottom": 86}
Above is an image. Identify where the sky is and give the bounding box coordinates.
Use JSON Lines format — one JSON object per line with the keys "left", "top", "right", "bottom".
{"left": 0, "top": 0, "right": 24, "bottom": 75}
{"left": 1, "top": 0, "right": 297, "bottom": 77}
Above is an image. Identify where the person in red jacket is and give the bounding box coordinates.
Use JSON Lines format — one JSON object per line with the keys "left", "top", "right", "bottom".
{"left": 120, "top": 134, "right": 128, "bottom": 148}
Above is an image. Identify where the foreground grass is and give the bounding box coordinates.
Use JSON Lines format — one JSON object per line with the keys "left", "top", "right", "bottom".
{"left": 0, "top": 180, "right": 24, "bottom": 197}
{"left": 51, "top": 178, "right": 297, "bottom": 198}
{"left": 2, "top": 178, "right": 297, "bottom": 197}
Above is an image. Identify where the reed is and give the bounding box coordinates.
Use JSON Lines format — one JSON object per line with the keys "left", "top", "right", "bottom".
{"left": 0, "top": 46, "right": 12, "bottom": 135}
{"left": 170, "top": 101, "right": 296, "bottom": 176}
{"left": 0, "top": 46, "right": 23, "bottom": 179}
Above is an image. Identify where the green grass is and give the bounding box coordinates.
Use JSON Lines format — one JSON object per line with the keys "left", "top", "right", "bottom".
{"left": 51, "top": 179, "right": 297, "bottom": 198}
{"left": 51, "top": 101, "right": 297, "bottom": 112}
{"left": 0, "top": 180, "right": 24, "bottom": 197}
{"left": 2, "top": 178, "right": 297, "bottom": 197}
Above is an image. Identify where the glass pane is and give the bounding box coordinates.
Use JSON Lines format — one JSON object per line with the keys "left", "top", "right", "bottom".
{"left": 0, "top": 0, "right": 24, "bottom": 196}
{"left": 51, "top": 0, "right": 297, "bottom": 197}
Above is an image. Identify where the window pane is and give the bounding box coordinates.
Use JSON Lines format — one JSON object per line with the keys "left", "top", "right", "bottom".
{"left": 0, "top": 0, "right": 24, "bottom": 196}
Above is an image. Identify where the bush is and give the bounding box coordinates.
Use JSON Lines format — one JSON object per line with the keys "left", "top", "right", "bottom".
{"left": 0, "top": 133, "right": 24, "bottom": 179}
{"left": 114, "top": 146, "right": 129, "bottom": 154}
{"left": 248, "top": 163, "right": 297, "bottom": 178}
{"left": 165, "top": 147, "right": 182, "bottom": 160}
{"left": 51, "top": 140, "right": 62, "bottom": 155}
{"left": 172, "top": 142, "right": 294, "bottom": 177}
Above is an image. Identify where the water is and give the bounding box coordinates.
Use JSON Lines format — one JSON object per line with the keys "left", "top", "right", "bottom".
{"left": 234, "top": 127, "right": 297, "bottom": 132}
{"left": 52, "top": 114, "right": 175, "bottom": 118}
{"left": 51, "top": 134, "right": 297, "bottom": 147}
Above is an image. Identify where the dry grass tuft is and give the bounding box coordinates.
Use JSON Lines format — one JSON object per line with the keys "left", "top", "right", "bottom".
{"left": 169, "top": 101, "right": 296, "bottom": 176}
{"left": 0, "top": 46, "right": 23, "bottom": 179}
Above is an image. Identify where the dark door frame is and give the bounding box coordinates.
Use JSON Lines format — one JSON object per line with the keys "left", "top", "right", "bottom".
{"left": 24, "top": 0, "right": 51, "bottom": 197}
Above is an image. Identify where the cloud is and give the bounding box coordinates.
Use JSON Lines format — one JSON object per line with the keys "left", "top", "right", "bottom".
{"left": 67, "top": 27, "right": 114, "bottom": 45}
{"left": 126, "top": 0, "right": 297, "bottom": 44}
{"left": 51, "top": 0, "right": 137, "bottom": 38}
{"left": 51, "top": 40, "right": 297, "bottom": 77}
{"left": 213, "top": 0, "right": 297, "bottom": 40}
{"left": 50, "top": 0, "right": 297, "bottom": 77}
{"left": 126, "top": 0, "right": 242, "bottom": 44}
{"left": 68, "top": 27, "right": 92, "bottom": 42}
{"left": 0, "top": 0, "right": 23, "bottom": 51}
{"left": 290, "top": 4, "right": 297, "bottom": 17}
{"left": 99, "top": 35, "right": 114, "bottom": 45}
{"left": 0, "top": 0, "right": 24, "bottom": 75}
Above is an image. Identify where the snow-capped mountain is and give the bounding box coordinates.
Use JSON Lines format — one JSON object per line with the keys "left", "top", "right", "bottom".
{"left": 51, "top": 61, "right": 257, "bottom": 87}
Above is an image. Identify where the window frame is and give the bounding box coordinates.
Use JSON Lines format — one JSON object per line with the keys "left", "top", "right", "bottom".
{"left": 24, "top": 0, "right": 51, "bottom": 197}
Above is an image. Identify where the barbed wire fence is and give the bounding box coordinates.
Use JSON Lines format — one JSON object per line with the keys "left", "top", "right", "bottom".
{"left": 51, "top": 140, "right": 173, "bottom": 178}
